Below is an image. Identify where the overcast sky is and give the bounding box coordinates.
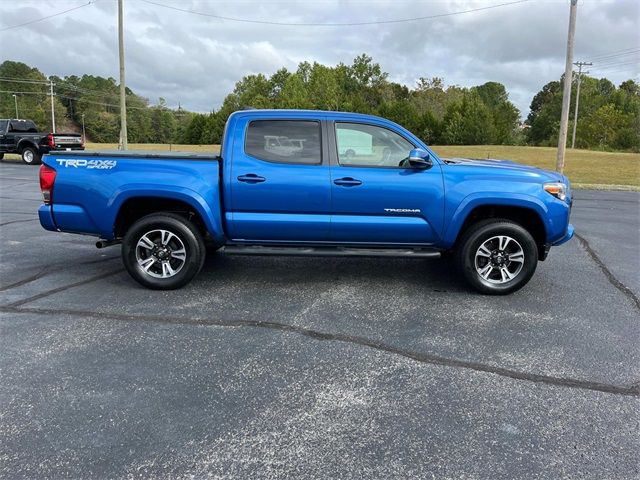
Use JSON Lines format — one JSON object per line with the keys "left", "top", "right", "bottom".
{"left": 1, "top": 0, "right": 638, "bottom": 117}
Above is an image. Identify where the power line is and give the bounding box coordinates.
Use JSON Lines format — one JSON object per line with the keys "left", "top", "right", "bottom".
{"left": 1, "top": 76, "right": 130, "bottom": 100}
{"left": 589, "top": 57, "right": 639, "bottom": 67}
{"left": 594, "top": 60, "right": 639, "bottom": 69}
{"left": 591, "top": 67, "right": 639, "bottom": 76}
{"left": 587, "top": 50, "right": 640, "bottom": 63}
{"left": 56, "top": 83, "right": 120, "bottom": 100}
{"left": 0, "top": 1, "right": 97, "bottom": 32}
{"left": 0, "top": 77, "right": 49, "bottom": 85}
{"left": 140, "top": 0, "right": 530, "bottom": 26}
{"left": 588, "top": 47, "right": 640, "bottom": 60}
{"left": 1, "top": 75, "right": 185, "bottom": 109}
{"left": 57, "top": 94, "right": 145, "bottom": 110}
{"left": 0, "top": 90, "right": 48, "bottom": 95}
{"left": 592, "top": 61, "right": 639, "bottom": 71}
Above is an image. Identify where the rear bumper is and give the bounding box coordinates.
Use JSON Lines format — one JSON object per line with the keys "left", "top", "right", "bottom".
{"left": 42, "top": 146, "right": 85, "bottom": 154}
{"left": 38, "top": 204, "right": 58, "bottom": 231}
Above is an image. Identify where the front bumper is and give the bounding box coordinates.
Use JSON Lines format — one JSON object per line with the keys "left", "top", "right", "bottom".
{"left": 552, "top": 223, "right": 574, "bottom": 246}
{"left": 540, "top": 224, "right": 574, "bottom": 260}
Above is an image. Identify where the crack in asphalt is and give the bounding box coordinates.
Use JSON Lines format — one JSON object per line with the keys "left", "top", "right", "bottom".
{"left": 0, "top": 218, "right": 38, "bottom": 227}
{"left": 575, "top": 233, "right": 640, "bottom": 311}
{"left": 0, "top": 255, "right": 120, "bottom": 292}
{"left": 4, "top": 268, "right": 123, "bottom": 306}
{"left": 1, "top": 210, "right": 638, "bottom": 398}
{"left": 1, "top": 304, "right": 638, "bottom": 397}
{"left": 0, "top": 196, "right": 42, "bottom": 202}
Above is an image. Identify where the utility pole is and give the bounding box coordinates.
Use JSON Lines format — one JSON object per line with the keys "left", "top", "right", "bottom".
{"left": 118, "top": 0, "right": 128, "bottom": 150}
{"left": 49, "top": 80, "right": 56, "bottom": 133}
{"left": 81, "top": 113, "right": 86, "bottom": 144}
{"left": 12, "top": 94, "right": 18, "bottom": 117}
{"left": 556, "top": 0, "right": 578, "bottom": 173}
{"left": 571, "top": 61, "right": 591, "bottom": 149}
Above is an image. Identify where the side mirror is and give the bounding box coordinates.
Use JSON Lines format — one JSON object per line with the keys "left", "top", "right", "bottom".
{"left": 408, "top": 148, "right": 433, "bottom": 169}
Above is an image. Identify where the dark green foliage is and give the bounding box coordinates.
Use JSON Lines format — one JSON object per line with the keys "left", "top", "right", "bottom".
{"left": 0, "top": 60, "right": 184, "bottom": 144}
{"left": 180, "top": 56, "right": 524, "bottom": 146}
{"left": 4, "top": 57, "right": 635, "bottom": 150}
{"left": 526, "top": 75, "right": 639, "bottom": 151}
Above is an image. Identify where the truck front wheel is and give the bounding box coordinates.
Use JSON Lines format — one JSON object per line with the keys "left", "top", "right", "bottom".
{"left": 122, "top": 213, "right": 206, "bottom": 290}
{"left": 456, "top": 219, "right": 538, "bottom": 295}
{"left": 21, "top": 147, "right": 42, "bottom": 165}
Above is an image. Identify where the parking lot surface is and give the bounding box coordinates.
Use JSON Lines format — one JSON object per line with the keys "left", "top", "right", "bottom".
{"left": 1, "top": 160, "right": 639, "bottom": 479}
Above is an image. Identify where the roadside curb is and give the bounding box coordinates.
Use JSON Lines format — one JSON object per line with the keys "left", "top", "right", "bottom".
{"left": 572, "top": 183, "right": 640, "bottom": 192}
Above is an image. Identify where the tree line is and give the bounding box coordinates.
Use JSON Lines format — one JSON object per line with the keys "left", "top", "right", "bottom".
{"left": 1, "top": 57, "right": 638, "bottom": 151}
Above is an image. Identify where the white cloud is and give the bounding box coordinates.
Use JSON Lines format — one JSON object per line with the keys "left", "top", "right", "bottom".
{"left": 1, "top": 0, "right": 638, "bottom": 116}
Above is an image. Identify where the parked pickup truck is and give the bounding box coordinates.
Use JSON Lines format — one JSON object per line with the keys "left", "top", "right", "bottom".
{"left": 0, "top": 119, "right": 84, "bottom": 165}
{"left": 38, "top": 109, "right": 573, "bottom": 294}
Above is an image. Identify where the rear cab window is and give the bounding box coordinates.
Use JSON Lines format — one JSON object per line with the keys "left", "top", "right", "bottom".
{"left": 9, "top": 120, "right": 38, "bottom": 133}
{"left": 245, "top": 120, "right": 321, "bottom": 164}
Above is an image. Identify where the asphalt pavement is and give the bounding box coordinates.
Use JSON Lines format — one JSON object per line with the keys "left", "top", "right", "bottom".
{"left": 1, "top": 160, "right": 638, "bottom": 479}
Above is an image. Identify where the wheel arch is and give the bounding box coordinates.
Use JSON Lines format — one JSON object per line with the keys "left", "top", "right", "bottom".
{"left": 16, "top": 139, "right": 39, "bottom": 152}
{"left": 445, "top": 195, "right": 549, "bottom": 260}
{"left": 112, "top": 191, "right": 224, "bottom": 244}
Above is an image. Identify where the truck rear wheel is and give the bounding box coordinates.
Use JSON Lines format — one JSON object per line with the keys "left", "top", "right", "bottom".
{"left": 21, "top": 147, "right": 42, "bottom": 165}
{"left": 122, "top": 213, "right": 206, "bottom": 290}
{"left": 456, "top": 219, "right": 538, "bottom": 295}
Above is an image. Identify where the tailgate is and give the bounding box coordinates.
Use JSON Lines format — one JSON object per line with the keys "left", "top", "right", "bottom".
{"left": 53, "top": 134, "right": 83, "bottom": 148}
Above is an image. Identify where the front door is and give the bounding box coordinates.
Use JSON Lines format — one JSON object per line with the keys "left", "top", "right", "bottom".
{"left": 227, "top": 118, "right": 331, "bottom": 242}
{"left": 329, "top": 121, "right": 445, "bottom": 245}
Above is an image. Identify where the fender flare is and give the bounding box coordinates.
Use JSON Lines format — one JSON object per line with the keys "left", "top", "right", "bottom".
{"left": 443, "top": 192, "right": 550, "bottom": 248}
{"left": 16, "top": 139, "right": 39, "bottom": 153}
{"left": 107, "top": 187, "right": 225, "bottom": 244}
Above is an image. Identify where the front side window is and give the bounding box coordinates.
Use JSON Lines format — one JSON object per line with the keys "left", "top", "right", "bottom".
{"left": 245, "top": 120, "right": 321, "bottom": 164}
{"left": 336, "top": 122, "right": 414, "bottom": 167}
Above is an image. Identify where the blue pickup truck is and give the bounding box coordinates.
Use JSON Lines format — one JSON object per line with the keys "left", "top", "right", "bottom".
{"left": 38, "top": 109, "right": 573, "bottom": 294}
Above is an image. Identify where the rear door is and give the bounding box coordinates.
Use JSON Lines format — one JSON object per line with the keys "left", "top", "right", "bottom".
{"left": 226, "top": 117, "right": 332, "bottom": 242}
{"left": 328, "top": 121, "right": 445, "bottom": 245}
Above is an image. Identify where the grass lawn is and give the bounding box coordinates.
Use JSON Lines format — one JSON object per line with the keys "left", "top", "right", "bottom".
{"left": 4, "top": 143, "right": 639, "bottom": 188}
{"left": 430, "top": 145, "right": 640, "bottom": 188}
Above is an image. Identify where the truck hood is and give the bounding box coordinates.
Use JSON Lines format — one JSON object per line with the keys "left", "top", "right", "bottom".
{"left": 443, "top": 157, "right": 566, "bottom": 183}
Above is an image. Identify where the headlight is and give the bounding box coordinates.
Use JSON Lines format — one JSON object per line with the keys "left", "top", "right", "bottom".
{"left": 543, "top": 182, "right": 567, "bottom": 201}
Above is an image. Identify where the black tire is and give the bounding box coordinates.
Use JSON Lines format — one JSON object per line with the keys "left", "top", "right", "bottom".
{"left": 21, "top": 147, "right": 42, "bottom": 165}
{"left": 456, "top": 219, "right": 538, "bottom": 295}
{"left": 345, "top": 149, "right": 356, "bottom": 158}
{"left": 122, "top": 213, "right": 206, "bottom": 290}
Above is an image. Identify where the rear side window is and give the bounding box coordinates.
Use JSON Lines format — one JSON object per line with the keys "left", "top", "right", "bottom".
{"left": 0, "top": 120, "right": 7, "bottom": 133}
{"left": 245, "top": 120, "right": 321, "bottom": 164}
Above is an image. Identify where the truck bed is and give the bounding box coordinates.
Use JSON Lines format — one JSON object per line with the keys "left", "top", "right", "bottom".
{"left": 40, "top": 149, "right": 224, "bottom": 243}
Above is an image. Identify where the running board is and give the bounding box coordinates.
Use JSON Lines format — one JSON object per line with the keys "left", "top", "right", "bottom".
{"left": 222, "top": 245, "right": 441, "bottom": 258}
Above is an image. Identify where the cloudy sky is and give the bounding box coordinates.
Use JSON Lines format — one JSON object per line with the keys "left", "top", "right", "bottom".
{"left": 1, "top": 0, "right": 638, "bottom": 117}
